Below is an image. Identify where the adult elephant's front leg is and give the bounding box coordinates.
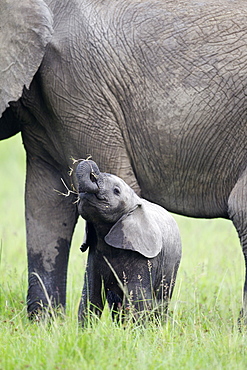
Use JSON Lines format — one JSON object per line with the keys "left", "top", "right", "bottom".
{"left": 25, "top": 155, "right": 78, "bottom": 317}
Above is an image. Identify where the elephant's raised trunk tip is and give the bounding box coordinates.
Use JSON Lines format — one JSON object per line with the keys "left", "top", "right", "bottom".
{"left": 76, "top": 160, "right": 101, "bottom": 194}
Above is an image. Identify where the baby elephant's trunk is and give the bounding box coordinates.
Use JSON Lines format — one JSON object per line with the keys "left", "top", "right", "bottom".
{"left": 76, "top": 160, "right": 101, "bottom": 193}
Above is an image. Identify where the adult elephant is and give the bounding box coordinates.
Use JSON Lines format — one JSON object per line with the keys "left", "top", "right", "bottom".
{"left": 1, "top": 0, "right": 247, "bottom": 318}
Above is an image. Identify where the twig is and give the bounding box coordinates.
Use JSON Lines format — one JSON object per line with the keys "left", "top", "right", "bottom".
{"left": 70, "top": 155, "right": 92, "bottom": 165}
{"left": 54, "top": 178, "right": 79, "bottom": 203}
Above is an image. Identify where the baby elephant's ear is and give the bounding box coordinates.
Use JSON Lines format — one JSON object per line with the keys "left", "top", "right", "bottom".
{"left": 105, "top": 201, "right": 164, "bottom": 258}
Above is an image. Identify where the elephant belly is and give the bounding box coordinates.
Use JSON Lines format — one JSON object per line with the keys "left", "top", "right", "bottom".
{"left": 131, "top": 120, "right": 247, "bottom": 218}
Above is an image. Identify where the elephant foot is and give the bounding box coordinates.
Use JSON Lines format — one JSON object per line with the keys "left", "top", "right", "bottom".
{"left": 27, "top": 298, "right": 65, "bottom": 322}
{"left": 27, "top": 272, "right": 66, "bottom": 321}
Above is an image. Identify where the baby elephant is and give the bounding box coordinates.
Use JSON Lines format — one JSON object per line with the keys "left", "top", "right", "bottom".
{"left": 76, "top": 160, "right": 182, "bottom": 325}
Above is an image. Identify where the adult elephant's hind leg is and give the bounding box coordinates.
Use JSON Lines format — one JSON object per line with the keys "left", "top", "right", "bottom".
{"left": 25, "top": 156, "right": 78, "bottom": 318}
{"left": 228, "top": 168, "right": 247, "bottom": 323}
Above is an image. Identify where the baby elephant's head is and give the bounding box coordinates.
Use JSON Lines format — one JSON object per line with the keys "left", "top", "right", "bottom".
{"left": 76, "top": 160, "right": 140, "bottom": 224}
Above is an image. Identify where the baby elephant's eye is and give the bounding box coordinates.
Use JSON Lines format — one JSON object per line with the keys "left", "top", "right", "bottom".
{"left": 113, "top": 186, "right": 121, "bottom": 195}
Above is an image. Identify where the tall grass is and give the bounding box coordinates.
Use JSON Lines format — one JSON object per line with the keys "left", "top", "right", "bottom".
{"left": 1, "top": 134, "right": 247, "bottom": 369}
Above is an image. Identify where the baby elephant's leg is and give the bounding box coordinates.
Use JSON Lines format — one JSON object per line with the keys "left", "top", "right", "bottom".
{"left": 125, "top": 267, "right": 176, "bottom": 322}
{"left": 153, "top": 265, "right": 180, "bottom": 321}
{"left": 124, "top": 277, "right": 154, "bottom": 320}
{"left": 78, "top": 256, "right": 105, "bottom": 327}
{"left": 107, "top": 290, "right": 123, "bottom": 321}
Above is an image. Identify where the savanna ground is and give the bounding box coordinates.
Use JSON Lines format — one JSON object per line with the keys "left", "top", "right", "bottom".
{"left": 1, "top": 134, "right": 247, "bottom": 369}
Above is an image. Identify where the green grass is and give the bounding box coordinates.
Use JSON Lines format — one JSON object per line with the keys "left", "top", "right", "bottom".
{"left": 1, "top": 134, "right": 247, "bottom": 369}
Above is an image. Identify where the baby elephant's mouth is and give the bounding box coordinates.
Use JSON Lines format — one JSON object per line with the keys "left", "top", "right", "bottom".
{"left": 79, "top": 191, "right": 106, "bottom": 202}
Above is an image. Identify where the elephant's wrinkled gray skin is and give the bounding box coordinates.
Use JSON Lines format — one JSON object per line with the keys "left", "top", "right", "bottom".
{"left": 1, "top": 0, "right": 247, "bottom": 318}
{"left": 76, "top": 160, "right": 181, "bottom": 324}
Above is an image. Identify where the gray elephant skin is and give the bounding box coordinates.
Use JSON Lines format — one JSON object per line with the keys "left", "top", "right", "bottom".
{"left": 1, "top": 0, "right": 247, "bottom": 319}
{"left": 76, "top": 160, "right": 181, "bottom": 324}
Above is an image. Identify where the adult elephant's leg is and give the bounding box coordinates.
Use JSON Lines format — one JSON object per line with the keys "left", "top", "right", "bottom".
{"left": 25, "top": 155, "right": 78, "bottom": 317}
{"left": 228, "top": 168, "right": 247, "bottom": 321}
